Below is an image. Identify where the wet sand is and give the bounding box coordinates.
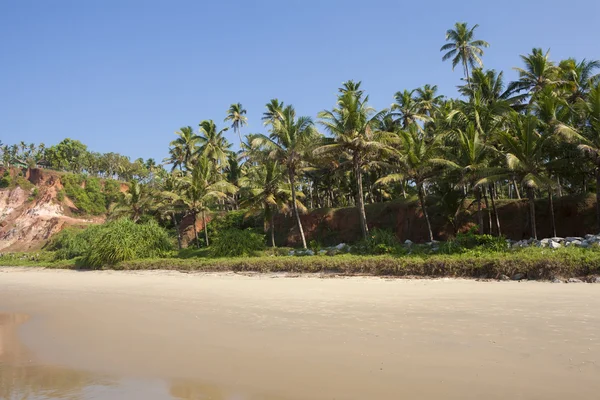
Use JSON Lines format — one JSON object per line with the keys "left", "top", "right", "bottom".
{"left": 0, "top": 268, "right": 599, "bottom": 399}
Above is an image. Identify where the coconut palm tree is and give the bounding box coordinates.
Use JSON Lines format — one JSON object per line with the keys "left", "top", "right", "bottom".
{"left": 225, "top": 103, "right": 248, "bottom": 146}
{"left": 558, "top": 81, "right": 600, "bottom": 229}
{"left": 169, "top": 126, "right": 200, "bottom": 170}
{"left": 509, "top": 48, "right": 562, "bottom": 102}
{"left": 180, "top": 155, "right": 237, "bottom": 247}
{"left": 414, "top": 84, "right": 444, "bottom": 117}
{"left": 441, "top": 22, "right": 489, "bottom": 85}
{"left": 392, "top": 89, "right": 432, "bottom": 129}
{"left": 559, "top": 58, "right": 600, "bottom": 104}
{"left": 251, "top": 105, "right": 316, "bottom": 249}
{"left": 317, "top": 81, "right": 390, "bottom": 240}
{"left": 197, "top": 120, "right": 231, "bottom": 173}
{"left": 376, "top": 126, "right": 444, "bottom": 242}
{"left": 240, "top": 159, "right": 296, "bottom": 247}
{"left": 493, "top": 114, "right": 555, "bottom": 239}
{"left": 262, "top": 99, "right": 285, "bottom": 126}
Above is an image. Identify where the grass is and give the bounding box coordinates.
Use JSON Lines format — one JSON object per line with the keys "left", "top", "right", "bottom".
{"left": 2, "top": 247, "right": 600, "bottom": 280}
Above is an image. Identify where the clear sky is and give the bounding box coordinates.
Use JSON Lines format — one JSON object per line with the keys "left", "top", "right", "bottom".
{"left": 1, "top": 0, "right": 599, "bottom": 162}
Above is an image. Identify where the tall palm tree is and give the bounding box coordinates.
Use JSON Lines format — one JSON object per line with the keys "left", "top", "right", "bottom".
{"left": 262, "top": 99, "right": 285, "bottom": 126}
{"left": 414, "top": 84, "right": 444, "bottom": 117}
{"left": 392, "top": 89, "right": 432, "bottom": 129}
{"left": 197, "top": 120, "right": 231, "bottom": 173}
{"left": 559, "top": 58, "right": 600, "bottom": 104}
{"left": 240, "top": 159, "right": 296, "bottom": 247}
{"left": 251, "top": 105, "right": 316, "bottom": 249}
{"left": 317, "top": 81, "right": 390, "bottom": 240}
{"left": 493, "top": 114, "right": 554, "bottom": 239}
{"left": 225, "top": 103, "right": 248, "bottom": 146}
{"left": 441, "top": 22, "right": 489, "bottom": 85}
{"left": 169, "top": 126, "right": 200, "bottom": 170}
{"left": 180, "top": 155, "right": 237, "bottom": 247}
{"left": 558, "top": 81, "right": 600, "bottom": 229}
{"left": 376, "top": 126, "right": 444, "bottom": 242}
{"left": 509, "top": 48, "right": 562, "bottom": 101}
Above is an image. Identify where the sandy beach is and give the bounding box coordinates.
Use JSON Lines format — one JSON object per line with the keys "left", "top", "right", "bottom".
{"left": 0, "top": 268, "right": 599, "bottom": 399}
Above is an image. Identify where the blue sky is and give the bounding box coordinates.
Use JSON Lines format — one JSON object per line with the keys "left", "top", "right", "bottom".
{"left": 1, "top": 0, "right": 599, "bottom": 162}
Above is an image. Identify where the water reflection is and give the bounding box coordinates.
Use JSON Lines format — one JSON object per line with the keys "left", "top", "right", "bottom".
{"left": 0, "top": 313, "right": 283, "bottom": 400}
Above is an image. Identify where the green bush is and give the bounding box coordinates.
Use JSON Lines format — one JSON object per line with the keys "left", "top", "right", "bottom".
{"left": 0, "top": 171, "right": 10, "bottom": 188}
{"left": 81, "top": 219, "right": 173, "bottom": 268}
{"left": 46, "top": 226, "right": 102, "bottom": 260}
{"left": 61, "top": 173, "right": 107, "bottom": 215}
{"left": 209, "top": 228, "right": 265, "bottom": 257}
{"left": 57, "top": 190, "right": 65, "bottom": 201}
{"left": 353, "top": 228, "right": 399, "bottom": 255}
{"left": 440, "top": 227, "right": 510, "bottom": 254}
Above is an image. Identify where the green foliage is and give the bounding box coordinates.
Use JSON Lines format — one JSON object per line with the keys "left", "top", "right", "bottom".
{"left": 440, "top": 226, "right": 510, "bottom": 254}
{"left": 57, "top": 189, "right": 65, "bottom": 202}
{"left": 46, "top": 226, "right": 102, "bottom": 260}
{"left": 14, "top": 176, "right": 34, "bottom": 191}
{"left": 0, "top": 171, "right": 10, "bottom": 188}
{"left": 209, "top": 229, "right": 265, "bottom": 257}
{"left": 61, "top": 173, "right": 107, "bottom": 215}
{"left": 45, "top": 219, "right": 173, "bottom": 267}
{"left": 81, "top": 219, "right": 173, "bottom": 268}
{"left": 103, "top": 179, "right": 121, "bottom": 206}
{"left": 353, "top": 228, "right": 400, "bottom": 255}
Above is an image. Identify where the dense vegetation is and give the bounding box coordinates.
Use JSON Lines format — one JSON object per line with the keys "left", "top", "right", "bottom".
{"left": 3, "top": 22, "right": 600, "bottom": 271}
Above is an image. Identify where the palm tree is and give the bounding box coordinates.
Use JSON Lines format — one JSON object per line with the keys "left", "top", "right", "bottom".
{"left": 559, "top": 58, "right": 600, "bottom": 104}
{"left": 414, "top": 84, "right": 444, "bottom": 117}
{"left": 225, "top": 103, "right": 248, "bottom": 146}
{"left": 169, "top": 126, "right": 200, "bottom": 170}
{"left": 392, "top": 90, "right": 432, "bottom": 129}
{"left": 376, "top": 126, "right": 443, "bottom": 242}
{"left": 197, "top": 120, "right": 231, "bottom": 173}
{"left": 262, "top": 99, "right": 285, "bottom": 126}
{"left": 317, "top": 81, "right": 390, "bottom": 240}
{"left": 509, "top": 48, "right": 562, "bottom": 101}
{"left": 251, "top": 105, "right": 316, "bottom": 249}
{"left": 109, "top": 180, "right": 160, "bottom": 223}
{"left": 180, "top": 156, "right": 237, "bottom": 247}
{"left": 240, "top": 159, "right": 295, "bottom": 247}
{"left": 494, "top": 114, "right": 554, "bottom": 239}
{"left": 441, "top": 22, "right": 489, "bottom": 85}
{"left": 558, "top": 81, "right": 600, "bottom": 229}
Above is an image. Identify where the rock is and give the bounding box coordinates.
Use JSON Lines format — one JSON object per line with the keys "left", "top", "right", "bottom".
{"left": 551, "top": 278, "right": 564, "bottom": 283}
{"left": 335, "top": 243, "right": 346, "bottom": 250}
{"left": 499, "top": 274, "right": 510, "bottom": 281}
{"left": 585, "top": 234, "right": 595, "bottom": 240}
{"left": 551, "top": 237, "right": 564, "bottom": 243}
{"left": 512, "top": 273, "right": 526, "bottom": 281}
{"left": 305, "top": 250, "right": 315, "bottom": 256}
{"left": 566, "top": 237, "right": 584, "bottom": 242}
{"left": 594, "top": 277, "right": 600, "bottom": 283}
{"left": 567, "top": 278, "right": 583, "bottom": 283}
{"left": 318, "top": 250, "right": 327, "bottom": 255}
{"left": 549, "top": 241, "right": 562, "bottom": 249}
{"left": 404, "top": 239, "right": 413, "bottom": 246}
{"left": 570, "top": 240, "right": 583, "bottom": 247}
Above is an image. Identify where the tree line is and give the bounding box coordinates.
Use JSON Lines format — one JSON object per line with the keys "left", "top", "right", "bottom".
{"left": 3, "top": 22, "right": 600, "bottom": 248}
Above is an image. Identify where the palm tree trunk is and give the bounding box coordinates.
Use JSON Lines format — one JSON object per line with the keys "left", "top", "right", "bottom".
{"left": 402, "top": 180, "right": 407, "bottom": 199}
{"left": 596, "top": 167, "right": 600, "bottom": 232}
{"left": 289, "top": 171, "right": 307, "bottom": 249}
{"left": 476, "top": 187, "right": 484, "bottom": 234}
{"left": 528, "top": 187, "right": 537, "bottom": 240}
{"left": 513, "top": 179, "right": 521, "bottom": 200}
{"left": 193, "top": 211, "right": 200, "bottom": 249}
{"left": 418, "top": 182, "right": 434, "bottom": 242}
{"left": 488, "top": 184, "right": 501, "bottom": 236}
{"left": 483, "top": 186, "right": 492, "bottom": 234}
{"left": 202, "top": 209, "right": 209, "bottom": 247}
{"left": 172, "top": 212, "right": 182, "bottom": 250}
{"left": 549, "top": 188, "right": 557, "bottom": 238}
{"left": 354, "top": 156, "right": 369, "bottom": 240}
{"left": 270, "top": 210, "right": 276, "bottom": 248}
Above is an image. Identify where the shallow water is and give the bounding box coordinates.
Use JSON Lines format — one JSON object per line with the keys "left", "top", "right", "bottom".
{"left": 1, "top": 269, "right": 600, "bottom": 399}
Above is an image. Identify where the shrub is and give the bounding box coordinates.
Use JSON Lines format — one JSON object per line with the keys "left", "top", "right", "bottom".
{"left": 440, "top": 227, "right": 510, "bottom": 254}
{"left": 46, "top": 225, "right": 103, "bottom": 260}
{"left": 57, "top": 190, "right": 65, "bottom": 202}
{"left": 0, "top": 171, "right": 10, "bottom": 188}
{"left": 353, "top": 228, "right": 399, "bottom": 255}
{"left": 81, "top": 219, "right": 173, "bottom": 268}
{"left": 209, "top": 229, "right": 265, "bottom": 257}
{"left": 61, "top": 173, "right": 107, "bottom": 215}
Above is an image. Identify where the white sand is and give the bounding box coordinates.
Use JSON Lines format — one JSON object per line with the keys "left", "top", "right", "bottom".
{"left": 1, "top": 268, "right": 599, "bottom": 399}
